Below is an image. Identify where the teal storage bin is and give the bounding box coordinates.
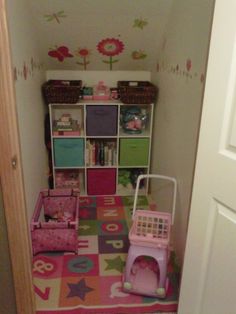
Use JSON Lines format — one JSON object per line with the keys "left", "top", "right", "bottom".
{"left": 54, "top": 138, "right": 84, "bottom": 167}
{"left": 119, "top": 138, "right": 149, "bottom": 166}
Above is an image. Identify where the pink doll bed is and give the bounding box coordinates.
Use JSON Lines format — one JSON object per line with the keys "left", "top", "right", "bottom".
{"left": 31, "top": 188, "right": 79, "bottom": 255}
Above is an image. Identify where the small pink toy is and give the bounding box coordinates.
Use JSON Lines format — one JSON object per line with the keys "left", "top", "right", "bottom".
{"left": 31, "top": 188, "right": 79, "bottom": 255}
{"left": 123, "top": 174, "right": 177, "bottom": 298}
{"left": 93, "top": 81, "right": 110, "bottom": 100}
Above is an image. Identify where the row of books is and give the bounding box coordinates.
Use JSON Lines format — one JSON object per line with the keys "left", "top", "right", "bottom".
{"left": 86, "top": 140, "right": 117, "bottom": 166}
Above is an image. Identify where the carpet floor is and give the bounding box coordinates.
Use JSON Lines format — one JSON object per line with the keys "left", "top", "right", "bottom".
{"left": 33, "top": 195, "right": 179, "bottom": 314}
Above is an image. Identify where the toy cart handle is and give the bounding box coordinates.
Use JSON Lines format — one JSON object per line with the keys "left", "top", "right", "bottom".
{"left": 132, "top": 174, "right": 177, "bottom": 225}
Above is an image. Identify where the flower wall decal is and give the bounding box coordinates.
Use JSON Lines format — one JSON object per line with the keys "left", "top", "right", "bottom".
{"left": 131, "top": 50, "right": 147, "bottom": 60}
{"left": 75, "top": 48, "right": 91, "bottom": 70}
{"left": 44, "top": 11, "right": 67, "bottom": 24}
{"left": 97, "top": 38, "right": 124, "bottom": 70}
{"left": 133, "top": 18, "right": 148, "bottom": 29}
{"left": 48, "top": 46, "right": 73, "bottom": 62}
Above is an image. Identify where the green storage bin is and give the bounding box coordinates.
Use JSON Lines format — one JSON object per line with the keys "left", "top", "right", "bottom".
{"left": 119, "top": 138, "right": 149, "bottom": 166}
{"left": 54, "top": 138, "right": 84, "bottom": 167}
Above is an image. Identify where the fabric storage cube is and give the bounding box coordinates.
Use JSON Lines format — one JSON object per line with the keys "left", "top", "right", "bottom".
{"left": 54, "top": 138, "right": 84, "bottom": 167}
{"left": 87, "top": 168, "right": 116, "bottom": 195}
{"left": 119, "top": 138, "right": 149, "bottom": 166}
{"left": 86, "top": 105, "right": 117, "bottom": 136}
{"left": 30, "top": 189, "right": 79, "bottom": 255}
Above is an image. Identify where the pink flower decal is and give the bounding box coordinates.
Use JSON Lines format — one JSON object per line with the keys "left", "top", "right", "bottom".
{"left": 97, "top": 38, "right": 124, "bottom": 70}
{"left": 78, "top": 48, "right": 90, "bottom": 57}
{"left": 97, "top": 38, "right": 124, "bottom": 56}
{"left": 75, "top": 47, "right": 91, "bottom": 70}
{"left": 48, "top": 46, "right": 73, "bottom": 62}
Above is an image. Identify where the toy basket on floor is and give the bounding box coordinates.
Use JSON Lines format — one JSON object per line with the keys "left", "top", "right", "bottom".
{"left": 123, "top": 174, "right": 177, "bottom": 298}
{"left": 31, "top": 188, "right": 79, "bottom": 255}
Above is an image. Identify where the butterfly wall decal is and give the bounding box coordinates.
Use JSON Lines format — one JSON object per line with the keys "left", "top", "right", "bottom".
{"left": 48, "top": 46, "right": 73, "bottom": 62}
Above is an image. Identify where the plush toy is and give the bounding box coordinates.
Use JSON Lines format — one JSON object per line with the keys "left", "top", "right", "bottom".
{"left": 118, "top": 170, "right": 131, "bottom": 187}
{"left": 121, "top": 106, "right": 147, "bottom": 134}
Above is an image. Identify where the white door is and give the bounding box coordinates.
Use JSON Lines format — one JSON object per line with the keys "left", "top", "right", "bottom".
{"left": 178, "top": 1, "right": 236, "bottom": 313}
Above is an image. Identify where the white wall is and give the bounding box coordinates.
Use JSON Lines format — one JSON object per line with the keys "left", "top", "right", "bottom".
{"left": 6, "top": 0, "right": 48, "bottom": 224}
{"left": 151, "top": 0, "right": 214, "bottom": 264}
{"left": 46, "top": 70, "right": 151, "bottom": 86}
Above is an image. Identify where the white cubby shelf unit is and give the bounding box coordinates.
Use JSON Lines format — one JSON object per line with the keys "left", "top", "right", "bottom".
{"left": 49, "top": 100, "right": 154, "bottom": 196}
{"left": 47, "top": 70, "right": 155, "bottom": 196}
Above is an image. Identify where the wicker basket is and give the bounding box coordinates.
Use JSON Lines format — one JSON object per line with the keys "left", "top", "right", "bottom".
{"left": 42, "top": 80, "right": 82, "bottom": 104}
{"left": 118, "top": 81, "right": 158, "bottom": 104}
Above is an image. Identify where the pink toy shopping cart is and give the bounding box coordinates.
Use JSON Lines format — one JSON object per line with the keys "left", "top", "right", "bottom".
{"left": 31, "top": 188, "right": 79, "bottom": 255}
{"left": 123, "top": 174, "right": 177, "bottom": 298}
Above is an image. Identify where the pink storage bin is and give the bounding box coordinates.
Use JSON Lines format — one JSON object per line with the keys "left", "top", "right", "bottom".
{"left": 87, "top": 168, "right": 116, "bottom": 195}
{"left": 31, "top": 189, "right": 79, "bottom": 255}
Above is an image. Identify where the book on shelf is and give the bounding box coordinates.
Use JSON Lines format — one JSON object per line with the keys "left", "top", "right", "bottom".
{"left": 86, "top": 140, "right": 116, "bottom": 166}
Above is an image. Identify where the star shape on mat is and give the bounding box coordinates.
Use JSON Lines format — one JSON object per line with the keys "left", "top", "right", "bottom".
{"left": 67, "top": 278, "right": 94, "bottom": 300}
{"left": 105, "top": 256, "right": 126, "bottom": 273}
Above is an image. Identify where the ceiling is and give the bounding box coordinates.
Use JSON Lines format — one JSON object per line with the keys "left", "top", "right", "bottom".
{"left": 28, "top": 0, "right": 173, "bottom": 71}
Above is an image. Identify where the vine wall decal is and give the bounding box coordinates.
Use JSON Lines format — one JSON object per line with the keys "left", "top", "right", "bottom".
{"left": 156, "top": 58, "right": 205, "bottom": 83}
{"left": 13, "top": 58, "right": 44, "bottom": 81}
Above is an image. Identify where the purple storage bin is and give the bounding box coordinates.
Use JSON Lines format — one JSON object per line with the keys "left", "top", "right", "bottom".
{"left": 86, "top": 105, "right": 117, "bottom": 136}
{"left": 87, "top": 168, "right": 116, "bottom": 195}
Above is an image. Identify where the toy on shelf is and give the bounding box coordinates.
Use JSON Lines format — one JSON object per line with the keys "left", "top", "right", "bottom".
{"left": 130, "top": 169, "right": 145, "bottom": 188}
{"left": 53, "top": 113, "right": 80, "bottom": 136}
{"left": 93, "top": 81, "right": 110, "bottom": 100}
{"left": 55, "top": 170, "right": 80, "bottom": 189}
{"left": 123, "top": 174, "right": 177, "bottom": 298}
{"left": 121, "top": 106, "right": 148, "bottom": 134}
{"left": 118, "top": 169, "right": 145, "bottom": 192}
{"left": 118, "top": 169, "right": 133, "bottom": 190}
{"left": 82, "top": 86, "right": 93, "bottom": 100}
{"left": 110, "top": 87, "right": 120, "bottom": 100}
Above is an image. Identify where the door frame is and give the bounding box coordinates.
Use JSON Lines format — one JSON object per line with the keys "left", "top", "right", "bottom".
{"left": 0, "top": 1, "right": 35, "bottom": 313}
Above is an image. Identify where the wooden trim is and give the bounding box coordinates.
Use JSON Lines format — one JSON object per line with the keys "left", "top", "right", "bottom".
{"left": 0, "top": 1, "right": 35, "bottom": 313}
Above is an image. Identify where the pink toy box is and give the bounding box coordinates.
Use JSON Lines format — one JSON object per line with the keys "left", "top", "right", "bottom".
{"left": 31, "top": 188, "right": 79, "bottom": 255}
